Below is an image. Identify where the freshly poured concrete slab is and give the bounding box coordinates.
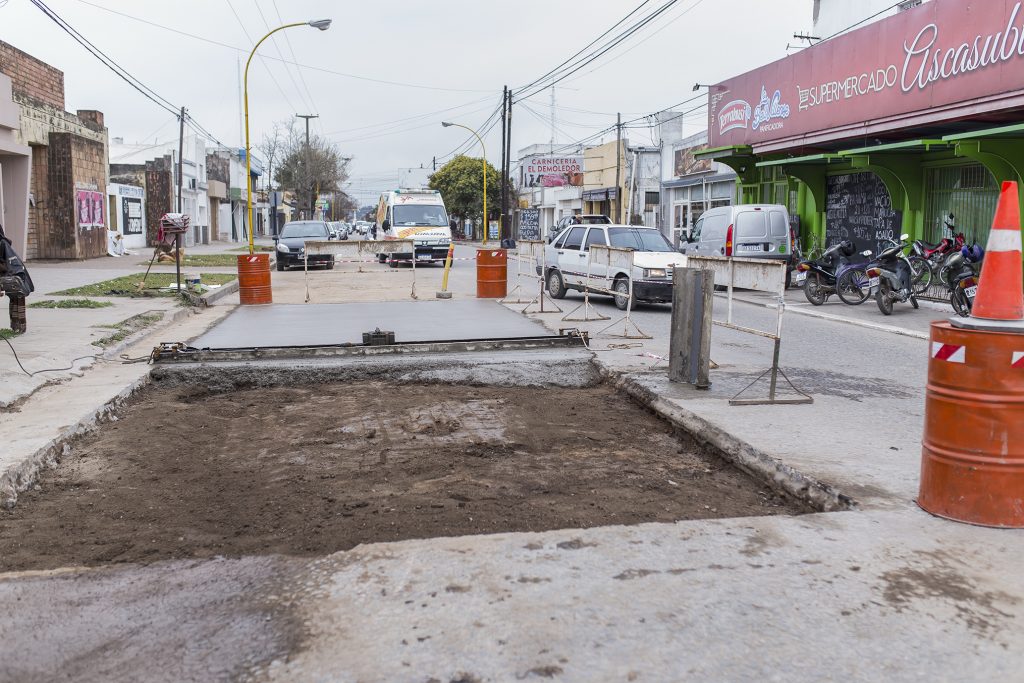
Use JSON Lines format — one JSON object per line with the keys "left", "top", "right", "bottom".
{"left": 191, "top": 299, "right": 555, "bottom": 349}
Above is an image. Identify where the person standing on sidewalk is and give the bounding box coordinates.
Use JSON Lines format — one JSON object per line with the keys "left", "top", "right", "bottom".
{"left": 0, "top": 223, "right": 34, "bottom": 333}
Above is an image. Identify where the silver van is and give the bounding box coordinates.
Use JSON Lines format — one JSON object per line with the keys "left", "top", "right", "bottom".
{"left": 680, "top": 204, "right": 793, "bottom": 265}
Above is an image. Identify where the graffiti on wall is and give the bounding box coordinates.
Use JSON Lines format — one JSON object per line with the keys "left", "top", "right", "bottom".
{"left": 76, "top": 190, "right": 105, "bottom": 229}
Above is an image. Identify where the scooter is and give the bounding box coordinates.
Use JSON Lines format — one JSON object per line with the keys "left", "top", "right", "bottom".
{"left": 793, "top": 240, "right": 857, "bottom": 306}
{"left": 947, "top": 244, "right": 985, "bottom": 317}
{"left": 867, "top": 234, "right": 918, "bottom": 315}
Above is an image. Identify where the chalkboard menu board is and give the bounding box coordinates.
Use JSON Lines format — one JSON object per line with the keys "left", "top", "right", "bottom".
{"left": 825, "top": 172, "right": 902, "bottom": 256}
{"left": 518, "top": 208, "right": 541, "bottom": 240}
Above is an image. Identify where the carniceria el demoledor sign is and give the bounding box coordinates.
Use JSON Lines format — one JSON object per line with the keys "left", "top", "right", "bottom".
{"left": 709, "top": 0, "right": 1024, "bottom": 150}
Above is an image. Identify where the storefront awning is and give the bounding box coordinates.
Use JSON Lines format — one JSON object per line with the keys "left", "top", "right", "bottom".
{"left": 756, "top": 153, "right": 844, "bottom": 168}
{"left": 582, "top": 187, "right": 618, "bottom": 201}
{"left": 693, "top": 145, "right": 752, "bottom": 161}
{"left": 662, "top": 171, "right": 737, "bottom": 189}
{"left": 837, "top": 139, "right": 951, "bottom": 156}
{"left": 943, "top": 122, "right": 1024, "bottom": 142}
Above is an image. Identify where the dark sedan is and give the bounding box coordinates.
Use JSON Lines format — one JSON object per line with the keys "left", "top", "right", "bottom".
{"left": 275, "top": 221, "right": 336, "bottom": 271}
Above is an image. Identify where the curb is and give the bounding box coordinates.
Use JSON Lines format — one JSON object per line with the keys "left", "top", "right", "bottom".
{"left": 0, "top": 306, "right": 191, "bottom": 411}
{"left": 600, "top": 364, "right": 858, "bottom": 513}
{"left": 0, "top": 374, "right": 151, "bottom": 509}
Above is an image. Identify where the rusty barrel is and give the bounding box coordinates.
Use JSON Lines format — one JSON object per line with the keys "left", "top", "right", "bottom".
{"left": 476, "top": 249, "right": 507, "bottom": 298}
{"left": 919, "top": 320, "right": 1024, "bottom": 527}
{"left": 236, "top": 253, "right": 273, "bottom": 305}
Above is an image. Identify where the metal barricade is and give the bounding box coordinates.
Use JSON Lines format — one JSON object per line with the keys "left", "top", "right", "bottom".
{"left": 568, "top": 244, "right": 650, "bottom": 339}
{"left": 687, "top": 255, "right": 812, "bottom": 405}
{"left": 505, "top": 240, "right": 563, "bottom": 314}
{"left": 303, "top": 239, "right": 416, "bottom": 302}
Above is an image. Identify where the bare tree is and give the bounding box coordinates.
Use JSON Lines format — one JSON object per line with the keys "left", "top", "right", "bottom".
{"left": 274, "top": 123, "right": 353, "bottom": 219}
{"left": 257, "top": 120, "right": 290, "bottom": 194}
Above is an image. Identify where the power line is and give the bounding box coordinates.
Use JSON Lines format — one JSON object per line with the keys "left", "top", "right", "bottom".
{"left": 29, "top": 0, "right": 231, "bottom": 148}
{"left": 562, "top": 0, "right": 709, "bottom": 87}
{"left": 224, "top": 0, "right": 300, "bottom": 115}
{"left": 512, "top": 0, "right": 656, "bottom": 95}
{"left": 253, "top": 0, "right": 315, "bottom": 118}
{"left": 516, "top": 0, "right": 683, "bottom": 101}
{"left": 271, "top": 0, "right": 322, "bottom": 131}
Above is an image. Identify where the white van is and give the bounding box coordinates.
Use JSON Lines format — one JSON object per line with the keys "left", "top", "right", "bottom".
{"left": 375, "top": 189, "right": 452, "bottom": 264}
{"left": 680, "top": 204, "right": 793, "bottom": 263}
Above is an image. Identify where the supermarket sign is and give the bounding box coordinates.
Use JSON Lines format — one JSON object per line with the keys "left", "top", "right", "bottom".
{"left": 709, "top": 0, "right": 1024, "bottom": 150}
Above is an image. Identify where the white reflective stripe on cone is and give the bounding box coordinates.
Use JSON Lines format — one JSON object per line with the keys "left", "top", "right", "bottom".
{"left": 985, "top": 229, "right": 1023, "bottom": 252}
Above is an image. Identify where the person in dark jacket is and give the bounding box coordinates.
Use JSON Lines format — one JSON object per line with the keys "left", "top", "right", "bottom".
{"left": 0, "top": 224, "right": 33, "bottom": 333}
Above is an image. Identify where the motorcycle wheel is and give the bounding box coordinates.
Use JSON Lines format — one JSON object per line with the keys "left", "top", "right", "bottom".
{"left": 836, "top": 268, "right": 870, "bottom": 305}
{"left": 950, "top": 288, "right": 971, "bottom": 317}
{"left": 803, "top": 272, "right": 827, "bottom": 306}
{"left": 876, "top": 281, "right": 894, "bottom": 316}
{"left": 907, "top": 255, "right": 932, "bottom": 294}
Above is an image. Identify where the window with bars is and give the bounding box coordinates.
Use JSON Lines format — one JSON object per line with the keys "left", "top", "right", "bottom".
{"left": 923, "top": 164, "right": 999, "bottom": 246}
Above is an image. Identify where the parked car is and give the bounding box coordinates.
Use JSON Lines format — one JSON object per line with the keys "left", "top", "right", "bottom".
{"left": 328, "top": 221, "right": 349, "bottom": 240}
{"left": 548, "top": 214, "right": 612, "bottom": 242}
{"left": 679, "top": 204, "right": 794, "bottom": 284}
{"left": 543, "top": 224, "right": 682, "bottom": 309}
{"left": 274, "top": 220, "right": 336, "bottom": 271}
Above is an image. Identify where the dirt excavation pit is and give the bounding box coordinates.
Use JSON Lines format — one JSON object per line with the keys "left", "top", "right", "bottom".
{"left": 0, "top": 382, "right": 808, "bottom": 571}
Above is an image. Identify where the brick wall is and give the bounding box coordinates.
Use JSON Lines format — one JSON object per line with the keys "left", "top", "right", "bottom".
{"left": 44, "top": 133, "right": 74, "bottom": 259}
{"left": 41, "top": 133, "right": 107, "bottom": 259}
{"left": 71, "top": 135, "right": 107, "bottom": 258}
{"left": 145, "top": 173, "right": 173, "bottom": 246}
{"left": 26, "top": 144, "right": 48, "bottom": 260}
{"left": 207, "top": 152, "right": 230, "bottom": 185}
{"left": 0, "top": 41, "right": 64, "bottom": 110}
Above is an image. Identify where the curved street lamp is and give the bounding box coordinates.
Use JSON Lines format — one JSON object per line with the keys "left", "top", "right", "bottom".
{"left": 244, "top": 19, "right": 332, "bottom": 255}
{"left": 441, "top": 121, "right": 488, "bottom": 245}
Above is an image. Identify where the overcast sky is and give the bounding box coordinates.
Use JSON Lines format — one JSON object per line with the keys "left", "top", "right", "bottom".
{"left": 3, "top": 0, "right": 813, "bottom": 204}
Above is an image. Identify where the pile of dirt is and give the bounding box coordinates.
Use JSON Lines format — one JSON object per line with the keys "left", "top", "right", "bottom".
{"left": 0, "top": 382, "right": 804, "bottom": 571}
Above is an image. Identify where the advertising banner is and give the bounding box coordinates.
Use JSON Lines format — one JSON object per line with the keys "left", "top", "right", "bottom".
{"left": 122, "top": 197, "right": 143, "bottom": 235}
{"left": 520, "top": 155, "right": 584, "bottom": 188}
{"left": 76, "top": 189, "right": 105, "bottom": 229}
{"left": 709, "top": 0, "right": 1024, "bottom": 151}
{"left": 674, "top": 144, "right": 712, "bottom": 177}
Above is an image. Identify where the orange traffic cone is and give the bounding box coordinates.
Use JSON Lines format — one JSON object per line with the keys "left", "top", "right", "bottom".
{"left": 972, "top": 181, "right": 1023, "bottom": 321}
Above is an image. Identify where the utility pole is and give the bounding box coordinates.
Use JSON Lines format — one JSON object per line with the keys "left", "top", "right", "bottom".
{"left": 615, "top": 112, "right": 622, "bottom": 224}
{"left": 296, "top": 113, "right": 318, "bottom": 219}
{"left": 500, "top": 86, "right": 507, "bottom": 242}
{"left": 504, "top": 90, "right": 513, "bottom": 242}
{"left": 175, "top": 106, "right": 186, "bottom": 292}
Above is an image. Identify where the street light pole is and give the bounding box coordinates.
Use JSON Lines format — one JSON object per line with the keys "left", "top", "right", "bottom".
{"left": 243, "top": 19, "right": 331, "bottom": 255}
{"left": 441, "top": 121, "right": 487, "bottom": 245}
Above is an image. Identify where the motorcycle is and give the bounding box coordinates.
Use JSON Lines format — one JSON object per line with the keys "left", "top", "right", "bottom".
{"left": 907, "top": 216, "right": 965, "bottom": 294}
{"left": 946, "top": 244, "right": 985, "bottom": 317}
{"left": 793, "top": 240, "right": 858, "bottom": 306}
{"left": 867, "top": 234, "right": 919, "bottom": 315}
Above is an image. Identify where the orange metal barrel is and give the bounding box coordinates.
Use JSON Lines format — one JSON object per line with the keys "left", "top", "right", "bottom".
{"left": 476, "top": 249, "right": 507, "bottom": 298}
{"left": 919, "top": 320, "right": 1024, "bottom": 527}
{"left": 237, "top": 253, "right": 273, "bottom": 305}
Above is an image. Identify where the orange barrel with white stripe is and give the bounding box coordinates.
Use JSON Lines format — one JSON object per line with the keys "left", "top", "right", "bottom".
{"left": 237, "top": 253, "right": 273, "bottom": 305}
{"left": 918, "top": 320, "right": 1024, "bottom": 527}
{"left": 476, "top": 249, "right": 507, "bottom": 298}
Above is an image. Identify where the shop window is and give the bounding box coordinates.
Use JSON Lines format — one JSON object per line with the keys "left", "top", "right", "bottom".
{"left": 924, "top": 164, "right": 999, "bottom": 245}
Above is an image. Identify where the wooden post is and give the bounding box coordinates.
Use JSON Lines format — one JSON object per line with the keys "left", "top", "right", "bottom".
{"left": 669, "top": 267, "right": 713, "bottom": 388}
